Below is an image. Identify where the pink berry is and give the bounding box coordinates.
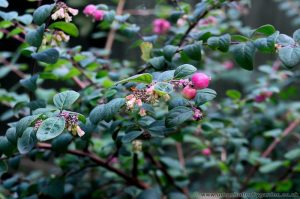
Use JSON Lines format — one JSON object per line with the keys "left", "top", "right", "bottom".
{"left": 191, "top": 72, "right": 210, "bottom": 89}
{"left": 83, "top": 4, "right": 97, "bottom": 16}
{"left": 153, "top": 19, "right": 171, "bottom": 34}
{"left": 182, "top": 86, "right": 196, "bottom": 100}
{"left": 202, "top": 148, "right": 211, "bottom": 156}
{"left": 92, "top": 10, "right": 105, "bottom": 21}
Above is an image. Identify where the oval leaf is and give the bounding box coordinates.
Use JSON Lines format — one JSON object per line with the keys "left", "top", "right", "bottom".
{"left": 165, "top": 106, "right": 193, "bottom": 128}
{"left": 53, "top": 90, "right": 80, "bottom": 110}
{"left": 33, "top": 4, "right": 55, "bottom": 25}
{"left": 36, "top": 117, "right": 65, "bottom": 141}
{"left": 116, "top": 73, "right": 153, "bottom": 84}
{"left": 174, "top": 64, "right": 197, "bottom": 79}
{"left": 48, "top": 21, "right": 79, "bottom": 37}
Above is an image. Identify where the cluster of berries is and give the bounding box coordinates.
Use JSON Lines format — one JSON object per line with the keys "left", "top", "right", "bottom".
{"left": 83, "top": 4, "right": 105, "bottom": 21}
{"left": 59, "top": 112, "right": 85, "bottom": 137}
{"left": 181, "top": 72, "right": 211, "bottom": 100}
{"left": 51, "top": 2, "right": 78, "bottom": 22}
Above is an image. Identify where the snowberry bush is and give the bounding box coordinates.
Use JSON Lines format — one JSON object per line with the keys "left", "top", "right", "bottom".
{"left": 0, "top": 0, "right": 300, "bottom": 198}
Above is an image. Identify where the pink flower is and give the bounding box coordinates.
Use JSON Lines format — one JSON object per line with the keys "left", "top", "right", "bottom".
{"left": 76, "top": 126, "right": 85, "bottom": 137}
{"left": 92, "top": 10, "right": 105, "bottom": 21}
{"left": 193, "top": 108, "right": 203, "bottom": 120}
{"left": 223, "top": 60, "right": 234, "bottom": 70}
{"left": 68, "top": 7, "right": 79, "bottom": 16}
{"left": 139, "top": 108, "right": 146, "bottom": 116}
{"left": 202, "top": 148, "right": 211, "bottom": 156}
{"left": 136, "top": 99, "right": 143, "bottom": 107}
{"left": 83, "top": 4, "right": 97, "bottom": 16}
{"left": 153, "top": 19, "right": 171, "bottom": 34}
{"left": 199, "top": 16, "right": 217, "bottom": 26}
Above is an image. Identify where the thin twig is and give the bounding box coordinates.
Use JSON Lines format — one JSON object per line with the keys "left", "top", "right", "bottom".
{"left": 37, "top": 143, "right": 149, "bottom": 189}
{"left": 104, "top": 0, "right": 126, "bottom": 59}
{"left": 240, "top": 119, "right": 300, "bottom": 191}
{"left": 144, "top": 152, "right": 190, "bottom": 198}
{"left": 132, "top": 153, "right": 138, "bottom": 178}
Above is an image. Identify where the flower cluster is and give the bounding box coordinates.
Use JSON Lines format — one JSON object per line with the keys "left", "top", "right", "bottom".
{"left": 44, "top": 31, "right": 70, "bottom": 46}
{"left": 59, "top": 112, "right": 85, "bottom": 137}
{"left": 51, "top": 2, "right": 78, "bottom": 22}
{"left": 193, "top": 108, "right": 203, "bottom": 121}
{"left": 125, "top": 85, "right": 165, "bottom": 116}
{"left": 198, "top": 16, "right": 217, "bottom": 26}
{"left": 34, "top": 119, "right": 43, "bottom": 130}
{"left": 83, "top": 4, "right": 105, "bottom": 21}
{"left": 152, "top": 19, "right": 171, "bottom": 34}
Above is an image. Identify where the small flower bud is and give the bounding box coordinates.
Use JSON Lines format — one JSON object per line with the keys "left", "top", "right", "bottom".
{"left": 132, "top": 140, "right": 143, "bottom": 152}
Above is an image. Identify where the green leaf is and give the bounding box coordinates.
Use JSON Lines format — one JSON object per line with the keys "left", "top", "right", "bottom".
{"left": 207, "top": 34, "right": 231, "bottom": 52}
{"left": 160, "top": 156, "right": 182, "bottom": 170}
{"left": 122, "top": 131, "right": 143, "bottom": 143}
{"left": 17, "top": 14, "right": 33, "bottom": 25}
{"left": 16, "top": 115, "right": 40, "bottom": 137}
{"left": 165, "top": 106, "right": 193, "bottom": 128}
{"left": 0, "top": 11, "right": 18, "bottom": 21}
{"left": 36, "top": 117, "right": 65, "bottom": 141}
{"left": 231, "top": 35, "right": 249, "bottom": 42}
{"left": 226, "top": 89, "right": 241, "bottom": 100}
{"left": 0, "top": 136, "right": 15, "bottom": 156}
{"left": 116, "top": 73, "right": 153, "bottom": 84}
{"left": 263, "top": 129, "right": 281, "bottom": 138}
{"left": 53, "top": 90, "right": 80, "bottom": 110}
{"left": 195, "top": 88, "right": 217, "bottom": 106}
{"left": 284, "top": 148, "right": 300, "bottom": 160}
{"left": 104, "top": 98, "right": 126, "bottom": 121}
{"left": 0, "top": 160, "right": 8, "bottom": 176}
{"left": 278, "top": 46, "right": 300, "bottom": 68}
{"left": 154, "top": 82, "right": 173, "bottom": 96}
{"left": 0, "top": 0, "right": 8, "bottom": 8}
{"left": 163, "top": 45, "right": 178, "bottom": 61}
{"left": 20, "top": 74, "right": 39, "bottom": 92}
{"left": 52, "top": 133, "right": 73, "bottom": 152}
{"left": 140, "top": 42, "right": 153, "bottom": 62}
{"left": 181, "top": 42, "right": 202, "bottom": 60}
{"left": 137, "top": 188, "right": 161, "bottom": 199}
{"left": 148, "top": 56, "right": 165, "bottom": 70}
{"left": 17, "top": 127, "right": 35, "bottom": 154}
{"left": 89, "top": 104, "right": 106, "bottom": 124}
{"left": 25, "top": 24, "right": 45, "bottom": 48}
{"left": 32, "top": 48, "right": 59, "bottom": 64}
{"left": 48, "top": 22, "right": 79, "bottom": 37}
{"left": 276, "top": 34, "right": 294, "bottom": 46}
{"left": 41, "top": 177, "right": 65, "bottom": 199}
{"left": 254, "top": 37, "right": 275, "bottom": 53}
{"left": 33, "top": 4, "right": 55, "bottom": 25}
{"left": 174, "top": 64, "right": 197, "bottom": 79}
{"left": 252, "top": 24, "right": 276, "bottom": 36}
{"left": 5, "top": 127, "right": 17, "bottom": 144}
{"left": 230, "top": 42, "right": 256, "bottom": 70}
{"left": 259, "top": 161, "right": 284, "bottom": 173}
{"left": 293, "top": 29, "right": 300, "bottom": 43}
